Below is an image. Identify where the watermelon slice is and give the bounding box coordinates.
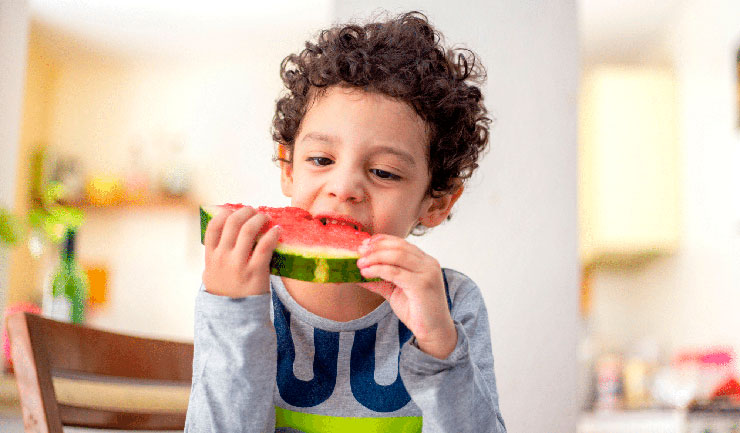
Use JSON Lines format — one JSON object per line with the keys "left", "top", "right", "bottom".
{"left": 200, "top": 204, "right": 377, "bottom": 283}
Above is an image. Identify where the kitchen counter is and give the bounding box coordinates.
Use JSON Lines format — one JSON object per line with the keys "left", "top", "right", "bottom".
{"left": 578, "top": 408, "right": 686, "bottom": 433}
{"left": 579, "top": 404, "right": 740, "bottom": 433}
{"left": 688, "top": 400, "right": 740, "bottom": 414}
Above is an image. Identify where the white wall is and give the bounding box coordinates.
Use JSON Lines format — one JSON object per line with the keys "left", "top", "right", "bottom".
{"left": 0, "top": 0, "right": 28, "bottom": 208}
{"left": 590, "top": 0, "right": 740, "bottom": 365}
{"left": 0, "top": 0, "right": 29, "bottom": 315}
{"left": 37, "top": 18, "right": 333, "bottom": 340}
{"left": 332, "top": 2, "right": 580, "bottom": 432}
{"left": 63, "top": 55, "right": 294, "bottom": 339}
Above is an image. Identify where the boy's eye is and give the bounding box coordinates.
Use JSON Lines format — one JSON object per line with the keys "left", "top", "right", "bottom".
{"left": 370, "top": 168, "right": 401, "bottom": 180}
{"left": 307, "top": 157, "right": 333, "bottom": 166}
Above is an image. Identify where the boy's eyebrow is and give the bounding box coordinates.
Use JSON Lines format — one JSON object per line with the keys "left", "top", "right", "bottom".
{"left": 301, "top": 132, "right": 337, "bottom": 144}
{"left": 368, "top": 145, "right": 416, "bottom": 168}
{"left": 301, "top": 132, "right": 417, "bottom": 167}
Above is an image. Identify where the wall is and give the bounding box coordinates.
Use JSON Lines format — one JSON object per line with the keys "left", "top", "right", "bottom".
{"left": 589, "top": 0, "right": 740, "bottom": 363}
{"left": 8, "top": 14, "right": 333, "bottom": 339}
{"left": 0, "top": 2, "right": 28, "bottom": 206}
{"left": 6, "top": 24, "right": 60, "bottom": 307}
{"left": 0, "top": 0, "right": 29, "bottom": 314}
{"left": 331, "top": 2, "right": 581, "bottom": 432}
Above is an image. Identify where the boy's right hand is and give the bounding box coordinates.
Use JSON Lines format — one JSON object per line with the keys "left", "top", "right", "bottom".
{"left": 202, "top": 206, "right": 281, "bottom": 298}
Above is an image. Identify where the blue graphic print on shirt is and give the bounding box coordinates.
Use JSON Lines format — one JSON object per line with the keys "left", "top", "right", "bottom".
{"left": 272, "top": 272, "right": 452, "bottom": 411}
{"left": 273, "top": 297, "right": 340, "bottom": 407}
{"left": 349, "top": 321, "right": 413, "bottom": 412}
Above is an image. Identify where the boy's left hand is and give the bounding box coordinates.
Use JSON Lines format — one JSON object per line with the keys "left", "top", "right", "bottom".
{"left": 357, "top": 234, "right": 457, "bottom": 360}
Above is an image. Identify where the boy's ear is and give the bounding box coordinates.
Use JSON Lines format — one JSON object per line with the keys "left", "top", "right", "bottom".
{"left": 280, "top": 160, "right": 293, "bottom": 198}
{"left": 419, "top": 185, "right": 464, "bottom": 228}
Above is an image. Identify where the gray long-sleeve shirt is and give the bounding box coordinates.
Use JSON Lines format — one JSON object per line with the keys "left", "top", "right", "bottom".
{"left": 185, "top": 268, "right": 506, "bottom": 433}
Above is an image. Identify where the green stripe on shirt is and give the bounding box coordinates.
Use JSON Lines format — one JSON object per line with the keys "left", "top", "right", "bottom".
{"left": 275, "top": 406, "right": 422, "bottom": 433}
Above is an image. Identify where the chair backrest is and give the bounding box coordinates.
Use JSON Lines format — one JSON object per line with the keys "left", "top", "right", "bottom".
{"left": 7, "top": 312, "right": 193, "bottom": 432}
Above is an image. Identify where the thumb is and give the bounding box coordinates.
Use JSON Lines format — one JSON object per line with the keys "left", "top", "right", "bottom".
{"left": 359, "top": 280, "right": 395, "bottom": 299}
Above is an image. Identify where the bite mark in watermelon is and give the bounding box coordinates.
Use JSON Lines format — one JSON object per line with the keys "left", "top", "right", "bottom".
{"left": 200, "top": 204, "right": 377, "bottom": 283}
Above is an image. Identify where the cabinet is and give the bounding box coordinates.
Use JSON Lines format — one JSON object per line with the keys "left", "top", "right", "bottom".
{"left": 578, "top": 67, "right": 680, "bottom": 266}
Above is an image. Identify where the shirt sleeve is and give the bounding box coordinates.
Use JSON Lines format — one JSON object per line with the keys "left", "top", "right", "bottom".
{"left": 399, "top": 274, "right": 507, "bottom": 433}
{"left": 185, "top": 285, "right": 278, "bottom": 433}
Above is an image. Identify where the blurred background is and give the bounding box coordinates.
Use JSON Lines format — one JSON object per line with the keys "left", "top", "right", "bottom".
{"left": 0, "top": 0, "right": 739, "bottom": 432}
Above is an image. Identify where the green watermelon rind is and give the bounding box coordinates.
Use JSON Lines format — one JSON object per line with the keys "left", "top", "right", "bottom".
{"left": 199, "top": 205, "right": 378, "bottom": 283}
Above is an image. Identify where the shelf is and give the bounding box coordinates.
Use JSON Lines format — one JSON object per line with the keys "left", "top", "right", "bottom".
{"left": 60, "top": 195, "right": 198, "bottom": 211}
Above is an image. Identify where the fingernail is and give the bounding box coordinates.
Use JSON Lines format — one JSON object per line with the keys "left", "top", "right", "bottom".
{"left": 358, "top": 244, "right": 368, "bottom": 254}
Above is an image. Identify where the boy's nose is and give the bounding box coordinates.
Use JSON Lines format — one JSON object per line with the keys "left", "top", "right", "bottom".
{"left": 326, "top": 170, "right": 364, "bottom": 203}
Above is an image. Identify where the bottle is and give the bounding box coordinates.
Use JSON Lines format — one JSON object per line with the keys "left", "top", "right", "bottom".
{"left": 124, "top": 138, "right": 150, "bottom": 204}
{"left": 46, "top": 227, "right": 88, "bottom": 324}
{"left": 595, "top": 353, "right": 624, "bottom": 410}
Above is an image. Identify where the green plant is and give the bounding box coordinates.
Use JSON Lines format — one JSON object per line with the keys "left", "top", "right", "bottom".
{"left": 0, "top": 207, "right": 22, "bottom": 247}
{"left": 0, "top": 181, "right": 84, "bottom": 249}
{"left": 28, "top": 180, "right": 84, "bottom": 244}
{"left": 1, "top": 147, "right": 85, "bottom": 249}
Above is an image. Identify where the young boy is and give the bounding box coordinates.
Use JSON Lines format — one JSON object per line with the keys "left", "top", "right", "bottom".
{"left": 186, "top": 11, "right": 506, "bottom": 433}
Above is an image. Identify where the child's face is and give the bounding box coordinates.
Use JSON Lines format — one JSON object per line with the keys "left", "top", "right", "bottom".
{"left": 280, "top": 86, "right": 458, "bottom": 237}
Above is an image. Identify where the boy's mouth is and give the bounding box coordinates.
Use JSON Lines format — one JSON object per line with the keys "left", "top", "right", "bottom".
{"left": 315, "top": 214, "right": 366, "bottom": 232}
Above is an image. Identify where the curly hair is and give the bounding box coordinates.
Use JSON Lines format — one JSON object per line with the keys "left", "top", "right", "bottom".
{"left": 272, "top": 11, "right": 491, "bottom": 226}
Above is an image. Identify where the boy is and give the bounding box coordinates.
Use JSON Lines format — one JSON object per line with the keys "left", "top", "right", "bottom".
{"left": 186, "top": 11, "right": 506, "bottom": 433}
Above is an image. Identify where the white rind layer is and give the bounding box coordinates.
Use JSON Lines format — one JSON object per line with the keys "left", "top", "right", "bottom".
{"left": 275, "top": 243, "right": 359, "bottom": 259}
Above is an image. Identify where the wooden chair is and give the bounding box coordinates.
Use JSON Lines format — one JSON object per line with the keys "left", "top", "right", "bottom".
{"left": 7, "top": 312, "right": 193, "bottom": 432}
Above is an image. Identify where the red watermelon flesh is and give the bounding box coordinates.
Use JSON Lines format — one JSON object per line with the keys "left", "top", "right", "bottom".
{"left": 220, "top": 204, "right": 370, "bottom": 256}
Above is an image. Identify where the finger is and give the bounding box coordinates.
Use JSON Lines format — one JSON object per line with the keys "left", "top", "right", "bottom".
{"left": 219, "top": 206, "right": 257, "bottom": 250}
{"left": 360, "top": 236, "right": 425, "bottom": 262}
{"left": 363, "top": 233, "right": 399, "bottom": 246}
{"left": 363, "top": 233, "right": 418, "bottom": 251}
{"left": 357, "top": 248, "right": 423, "bottom": 272}
{"left": 248, "top": 225, "right": 281, "bottom": 272}
{"left": 359, "top": 280, "right": 396, "bottom": 299}
{"left": 233, "top": 213, "right": 271, "bottom": 258}
{"left": 204, "top": 207, "right": 237, "bottom": 250}
{"left": 360, "top": 264, "right": 417, "bottom": 289}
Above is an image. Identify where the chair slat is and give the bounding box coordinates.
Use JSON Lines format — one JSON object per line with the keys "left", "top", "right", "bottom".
{"left": 59, "top": 404, "right": 187, "bottom": 430}
{"left": 24, "top": 313, "right": 193, "bottom": 383}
